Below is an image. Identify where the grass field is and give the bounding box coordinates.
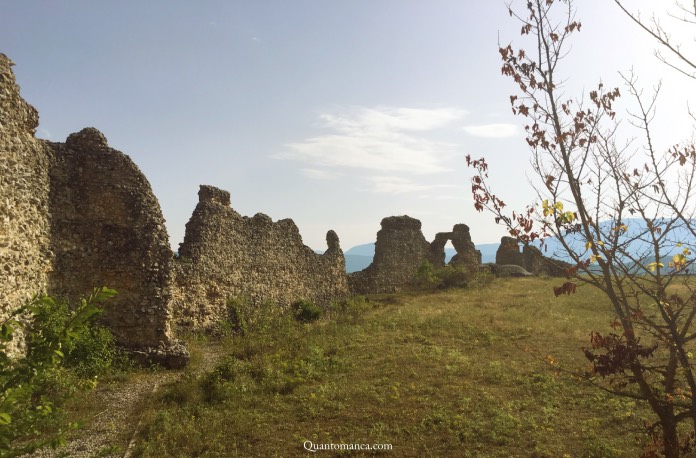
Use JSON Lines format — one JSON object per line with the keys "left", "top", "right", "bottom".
{"left": 129, "top": 277, "right": 653, "bottom": 457}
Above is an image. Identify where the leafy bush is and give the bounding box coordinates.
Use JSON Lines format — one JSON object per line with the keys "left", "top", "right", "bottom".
{"left": 0, "top": 287, "right": 116, "bottom": 457}
{"left": 29, "top": 293, "right": 123, "bottom": 378}
{"left": 292, "top": 299, "right": 322, "bottom": 323}
{"left": 414, "top": 261, "right": 476, "bottom": 290}
{"left": 65, "top": 325, "right": 119, "bottom": 378}
{"left": 222, "top": 297, "right": 249, "bottom": 336}
{"left": 414, "top": 260, "right": 439, "bottom": 290}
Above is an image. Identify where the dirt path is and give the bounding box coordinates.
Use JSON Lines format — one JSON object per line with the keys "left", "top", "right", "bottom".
{"left": 27, "top": 339, "right": 228, "bottom": 458}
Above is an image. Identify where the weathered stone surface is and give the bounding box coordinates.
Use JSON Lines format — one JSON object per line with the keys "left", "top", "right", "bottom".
{"left": 449, "top": 224, "right": 482, "bottom": 267}
{"left": 522, "top": 245, "right": 572, "bottom": 277}
{"left": 494, "top": 236, "right": 570, "bottom": 277}
{"left": 495, "top": 236, "right": 526, "bottom": 267}
{"left": 430, "top": 232, "right": 450, "bottom": 267}
{"left": 0, "top": 53, "right": 53, "bottom": 353}
{"left": 349, "top": 216, "right": 482, "bottom": 294}
{"left": 48, "top": 128, "right": 187, "bottom": 366}
{"left": 173, "top": 185, "right": 349, "bottom": 330}
{"left": 492, "top": 264, "right": 534, "bottom": 278}
{"left": 349, "top": 216, "right": 431, "bottom": 294}
{"left": 0, "top": 55, "right": 188, "bottom": 366}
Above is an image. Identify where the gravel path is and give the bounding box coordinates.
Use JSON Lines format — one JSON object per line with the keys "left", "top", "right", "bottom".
{"left": 26, "top": 340, "right": 228, "bottom": 458}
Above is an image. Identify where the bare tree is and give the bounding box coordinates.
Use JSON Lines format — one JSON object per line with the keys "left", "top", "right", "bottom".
{"left": 614, "top": 0, "right": 696, "bottom": 80}
{"left": 468, "top": 0, "right": 696, "bottom": 455}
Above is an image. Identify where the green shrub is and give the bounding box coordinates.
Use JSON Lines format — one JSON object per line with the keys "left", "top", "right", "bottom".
{"left": 414, "top": 261, "right": 472, "bottom": 290}
{"left": 29, "top": 292, "right": 123, "bottom": 378}
{"left": 222, "top": 297, "right": 249, "bottom": 336}
{"left": 415, "top": 261, "right": 440, "bottom": 290}
{"left": 292, "top": 300, "right": 322, "bottom": 323}
{"left": 435, "top": 265, "right": 469, "bottom": 289}
{"left": 66, "top": 325, "right": 118, "bottom": 378}
{"left": 0, "top": 287, "right": 116, "bottom": 457}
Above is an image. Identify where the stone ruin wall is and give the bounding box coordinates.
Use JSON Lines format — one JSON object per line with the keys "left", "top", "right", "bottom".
{"left": 173, "top": 185, "right": 349, "bottom": 330}
{"left": 348, "top": 216, "right": 482, "bottom": 295}
{"left": 0, "top": 54, "right": 187, "bottom": 367}
{"left": 0, "top": 54, "right": 53, "bottom": 352}
{"left": 48, "top": 128, "right": 188, "bottom": 367}
{"left": 495, "top": 236, "right": 571, "bottom": 277}
{"left": 6, "top": 51, "right": 567, "bottom": 363}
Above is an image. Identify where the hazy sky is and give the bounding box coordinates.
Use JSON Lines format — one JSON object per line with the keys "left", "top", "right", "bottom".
{"left": 3, "top": 0, "right": 694, "bottom": 251}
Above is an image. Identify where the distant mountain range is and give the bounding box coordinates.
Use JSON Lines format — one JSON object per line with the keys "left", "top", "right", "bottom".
{"left": 329, "top": 218, "right": 696, "bottom": 273}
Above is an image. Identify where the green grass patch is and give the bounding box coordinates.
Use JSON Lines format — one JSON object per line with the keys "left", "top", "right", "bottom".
{"left": 129, "top": 279, "right": 652, "bottom": 456}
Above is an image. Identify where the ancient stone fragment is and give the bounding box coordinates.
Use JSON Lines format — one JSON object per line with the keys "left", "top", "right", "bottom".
{"left": 449, "top": 224, "right": 482, "bottom": 267}
{"left": 522, "top": 245, "right": 572, "bottom": 277}
{"left": 494, "top": 236, "right": 570, "bottom": 277}
{"left": 495, "top": 236, "right": 526, "bottom": 267}
{"left": 350, "top": 217, "right": 484, "bottom": 294}
{"left": 173, "top": 185, "right": 349, "bottom": 330}
{"left": 491, "top": 264, "right": 534, "bottom": 278}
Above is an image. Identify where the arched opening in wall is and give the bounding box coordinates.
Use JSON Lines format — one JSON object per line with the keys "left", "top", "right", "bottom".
{"left": 444, "top": 240, "right": 455, "bottom": 264}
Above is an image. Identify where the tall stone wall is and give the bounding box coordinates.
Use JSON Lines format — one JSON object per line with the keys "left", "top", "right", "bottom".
{"left": 349, "top": 216, "right": 431, "bottom": 295}
{"left": 0, "top": 54, "right": 53, "bottom": 351}
{"left": 348, "top": 216, "right": 482, "bottom": 294}
{"left": 48, "top": 128, "right": 187, "bottom": 367}
{"left": 174, "top": 185, "right": 349, "bottom": 330}
{"left": 0, "top": 54, "right": 187, "bottom": 367}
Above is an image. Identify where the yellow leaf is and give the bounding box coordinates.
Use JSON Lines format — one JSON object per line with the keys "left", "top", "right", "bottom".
{"left": 646, "top": 262, "right": 664, "bottom": 272}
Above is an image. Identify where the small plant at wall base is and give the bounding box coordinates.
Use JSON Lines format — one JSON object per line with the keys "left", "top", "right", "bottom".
{"left": 292, "top": 299, "right": 323, "bottom": 323}
{"left": 467, "top": 1, "right": 696, "bottom": 455}
{"left": 414, "top": 261, "right": 477, "bottom": 290}
{"left": 0, "top": 287, "right": 116, "bottom": 457}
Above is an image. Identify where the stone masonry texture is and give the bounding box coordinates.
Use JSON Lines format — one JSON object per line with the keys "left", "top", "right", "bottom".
{"left": 173, "top": 185, "right": 349, "bottom": 330}
{"left": 495, "top": 236, "right": 571, "bottom": 277}
{"left": 348, "top": 216, "right": 482, "bottom": 294}
{"left": 0, "top": 54, "right": 52, "bottom": 353}
{"left": 0, "top": 54, "right": 187, "bottom": 367}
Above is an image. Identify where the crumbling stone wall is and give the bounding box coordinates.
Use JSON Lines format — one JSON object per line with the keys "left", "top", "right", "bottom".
{"left": 349, "top": 216, "right": 431, "bottom": 295}
{"left": 495, "top": 236, "right": 570, "bottom": 277}
{"left": 48, "top": 128, "right": 187, "bottom": 367}
{"left": 431, "top": 224, "right": 481, "bottom": 269}
{"left": 173, "top": 185, "right": 349, "bottom": 330}
{"left": 0, "top": 54, "right": 53, "bottom": 351}
{"left": 349, "top": 216, "right": 482, "bottom": 294}
{"left": 0, "top": 54, "right": 187, "bottom": 367}
{"left": 495, "top": 236, "right": 526, "bottom": 267}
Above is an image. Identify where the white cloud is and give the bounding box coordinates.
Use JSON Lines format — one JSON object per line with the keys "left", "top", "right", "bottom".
{"left": 301, "top": 168, "right": 340, "bottom": 180}
{"left": 278, "top": 106, "right": 466, "bottom": 174}
{"left": 364, "top": 176, "right": 458, "bottom": 195}
{"left": 463, "top": 123, "right": 518, "bottom": 138}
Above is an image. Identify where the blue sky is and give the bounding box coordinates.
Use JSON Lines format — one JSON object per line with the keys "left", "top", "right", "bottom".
{"left": 3, "top": 0, "right": 693, "bottom": 251}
